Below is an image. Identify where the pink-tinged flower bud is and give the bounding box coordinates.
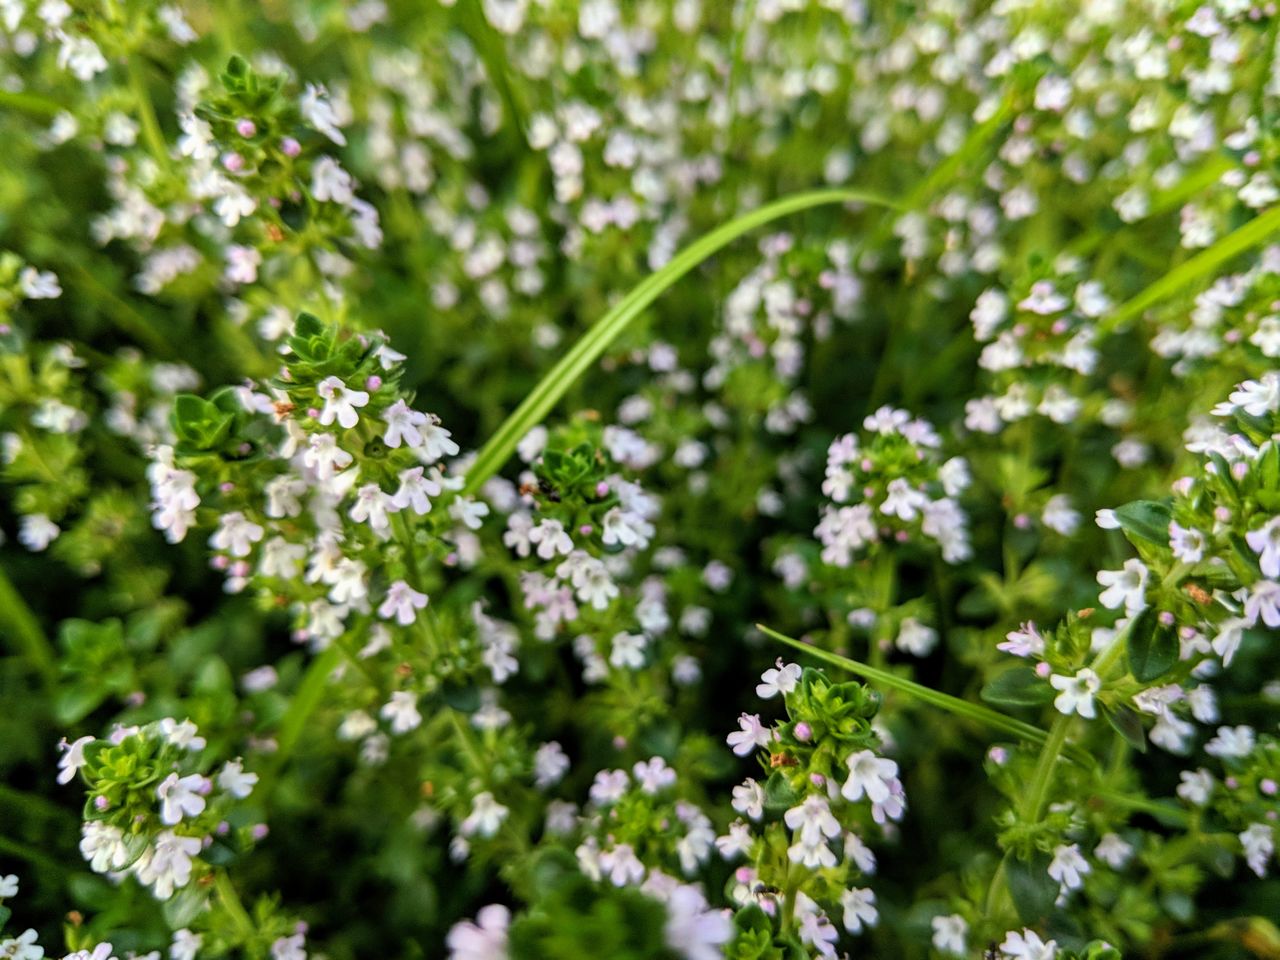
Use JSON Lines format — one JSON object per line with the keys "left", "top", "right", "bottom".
{"left": 1215, "top": 506, "right": 1232, "bottom": 523}
{"left": 295, "top": 922, "right": 309, "bottom": 935}
{"left": 0, "top": 324, "right": 10, "bottom": 335}
{"left": 1226, "top": 776, "right": 1239, "bottom": 790}
{"left": 734, "top": 867, "right": 753, "bottom": 883}
{"left": 1035, "top": 661, "right": 1051, "bottom": 678}
{"left": 94, "top": 796, "right": 110, "bottom": 811}
{"left": 1014, "top": 513, "right": 1031, "bottom": 529}
{"left": 1245, "top": 150, "right": 1261, "bottom": 167}
{"left": 860, "top": 459, "right": 873, "bottom": 473}
{"left": 760, "top": 899, "right": 778, "bottom": 917}
{"left": 1172, "top": 476, "right": 1194, "bottom": 495}
{"left": 612, "top": 735, "right": 627, "bottom": 750}
{"left": 1232, "top": 461, "right": 1249, "bottom": 480}
{"left": 1012, "top": 323, "right": 1027, "bottom": 337}
{"left": 222, "top": 152, "right": 244, "bottom": 172}
{"left": 365, "top": 375, "right": 382, "bottom": 391}
{"left": 236, "top": 118, "right": 256, "bottom": 137}
{"left": 809, "top": 773, "right": 825, "bottom": 788}
{"left": 220, "top": 481, "right": 236, "bottom": 493}
{"left": 1051, "top": 318, "right": 1069, "bottom": 335}
{"left": 1261, "top": 779, "right": 1277, "bottom": 796}
{"left": 198, "top": 778, "right": 214, "bottom": 796}
{"left": 579, "top": 524, "right": 593, "bottom": 536}
{"left": 127, "top": 691, "right": 146, "bottom": 707}
{"left": 230, "top": 561, "right": 250, "bottom": 578}
{"left": 794, "top": 722, "right": 812, "bottom": 742}
{"left": 1158, "top": 611, "right": 1175, "bottom": 627}
{"left": 988, "top": 746, "right": 1009, "bottom": 765}
{"left": 444, "top": 552, "right": 458, "bottom": 566}
{"left": 1224, "top": 328, "right": 1242, "bottom": 343}
{"left": 595, "top": 481, "right": 609, "bottom": 497}
{"left": 307, "top": 407, "right": 320, "bottom": 419}
{"left": 202, "top": 835, "right": 214, "bottom": 849}
{"left": 895, "top": 529, "right": 909, "bottom": 543}
{"left": 291, "top": 628, "right": 309, "bottom": 644}
{"left": 281, "top": 137, "right": 301, "bottom": 157}
{"left": 238, "top": 442, "right": 252, "bottom": 455}
{"left": 1268, "top": 810, "right": 1278, "bottom": 821}
{"left": 251, "top": 824, "right": 270, "bottom": 840}
{"left": 269, "top": 196, "right": 282, "bottom": 209}
{"left": 216, "top": 821, "right": 230, "bottom": 835}
{"left": 212, "top": 555, "right": 229, "bottom": 570}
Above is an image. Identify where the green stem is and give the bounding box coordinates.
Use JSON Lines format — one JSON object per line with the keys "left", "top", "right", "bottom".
{"left": 126, "top": 58, "right": 170, "bottom": 168}
{"left": 461, "top": 187, "right": 901, "bottom": 495}
{"left": 0, "top": 565, "right": 57, "bottom": 687}
{"left": 0, "top": 88, "right": 63, "bottom": 118}
{"left": 1020, "top": 713, "right": 1071, "bottom": 822}
{"left": 759, "top": 624, "right": 1095, "bottom": 769}
{"left": 214, "top": 871, "right": 256, "bottom": 943}
{"left": 259, "top": 644, "right": 344, "bottom": 799}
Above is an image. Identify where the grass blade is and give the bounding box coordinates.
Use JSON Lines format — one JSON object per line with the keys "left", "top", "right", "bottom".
{"left": 757, "top": 624, "right": 1096, "bottom": 769}
{"left": 1101, "top": 204, "right": 1280, "bottom": 333}
{"left": 462, "top": 187, "right": 901, "bottom": 494}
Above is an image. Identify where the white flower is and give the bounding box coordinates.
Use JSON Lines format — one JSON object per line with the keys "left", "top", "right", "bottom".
{"left": 840, "top": 887, "right": 878, "bottom": 933}
{"left": 460, "top": 792, "right": 509, "bottom": 838}
{"left": 18, "top": 513, "right": 59, "bottom": 551}
{"left": 300, "top": 83, "right": 347, "bottom": 146}
{"left": 393, "top": 466, "right": 442, "bottom": 514}
{"left": 931, "top": 914, "right": 968, "bottom": 954}
{"left": 895, "top": 617, "right": 938, "bottom": 657}
{"left": 662, "top": 884, "right": 732, "bottom": 960}
{"left": 731, "top": 779, "right": 765, "bottom": 820}
{"left": 1, "top": 929, "right": 43, "bottom": 960}
{"left": 209, "top": 511, "right": 264, "bottom": 558}
{"left": 784, "top": 796, "right": 841, "bottom": 847}
{"left": 450, "top": 497, "right": 490, "bottom": 530}
{"left": 57, "top": 735, "right": 94, "bottom": 784}
{"left": 756, "top": 659, "right": 801, "bottom": 699}
{"left": 445, "top": 903, "right": 509, "bottom": 960}
{"left": 316, "top": 376, "right": 369, "bottom": 429}
{"left": 270, "top": 934, "right": 306, "bottom": 960}
{"left": 1169, "top": 522, "right": 1206, "bottom": 563}
{"left": 533, "top": 742, "right": 570, "bottom": 788}
{"left": 380, "top": 691, "right": 422, "bottom": 734}
{"left": 1097, "top": 559, "right": 1148, "bottom": 614}
{"left": 1212, "top": 617, "right": 1248, "bottom": 666}
{"left": 599, "top": 843, "right": 646, "bottom": 886}
{"left": 170, "top": 929, "right": 202, "bottom": 960}
{"left": 134, "top": 830, "right": 202, "bottom": 899}
{"left": 633, "top": 756, "right": 676, "bottom": 794}
{"left": 1050, "top": 668, "right": 1101, "bottom": 719}
{"left": 156, "top": 773, "right": 208, "bottom": 825}
{"left": 1094, "top": 832, "right": 1133, "bottom": 869}
{"left": 842, "top": 750, "right": 899, "bottom": 804}
{"left": 610, "top": 631, "right": 648, "bottom": 669}
{"left": 80, "top": 821, "right": 129, "bottom": 873}
{"left": 381, "top": 400, "right": 429, "bottom": 448}
{"left": 217, "top": 759, "right": 258, "bottom": 799}
{"left": 0, "top": 875, "right": 16, "bottom": 898}
{"left": 1000, "top": 928, "right": 1058, "bottom": 960}
{"left": 19, "top": 267, "right": 60, "bottom": 299}
{"left": 1241, "top": 823, "right": 1274, "bottom": 877}
{"left": 727, "top": 713, "right": 771, "bottom": 757}
{"left": 529, "top": 518, "right": 573, "bottom": 559}
{"left": 1047, "top": 843, "right": 1091, "bottom": 891}
{"left": 880, "top": 478, "right": 928, "bottom": 521}
{"left": 57, "top": 35, "right": 108, "bottom": 80}
{"left": 378, "top": 580, "right": 429, "bottom": 625}
{"left": 1178, "top": 768, "right": 1215, "bottom": 806}
{"left": 311, "top": 156, "right": 355, "bottom": 204}
{"left": 1246, "top": 516, "right": 1280, "bottom": 578}
{"left": 1205, "top": 724, "right": 1255, "bottom": 758}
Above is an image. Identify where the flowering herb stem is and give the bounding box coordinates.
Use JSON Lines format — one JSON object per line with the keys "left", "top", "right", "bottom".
{"left": 758, "top": 624, "right": 1097, "bottom": 770}
{"left": 0, "top": 566, "right": 57, "bottom": 687}
{"left": 462, "top": 187, "right": 902, "bottom": 495}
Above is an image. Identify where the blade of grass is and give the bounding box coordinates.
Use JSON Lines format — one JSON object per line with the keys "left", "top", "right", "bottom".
{"left": 462, "top": 187, "right": 901, "bottom": 494}
{"left": 258, "top": 644, "right": 343, "bottom": 798}
{"left": 0, "top": 566, "right": 57, "bottom": 687}
{"left": 757, "top": 624, "right": 1096, "bottom": 769}
{"left": 1101, "top": 204, "right": 1280, "bottom": 333}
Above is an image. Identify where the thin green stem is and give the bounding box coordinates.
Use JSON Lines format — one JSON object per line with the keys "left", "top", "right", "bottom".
{"left": 1020, "top": 713, "right": 1071, "bottom": 822}
{"left": 758, "top": 624, "right": 1096, "bottom": 769}
{"left": 214, "top": 871, "right": 256, "bottom": 943}
{"left": 0, "top": 565, "right": 57, "bottom": 687}
{"left": 0, "top": 88, "right": 63, "bottom": 118}
{"left": 126, "top": 58, "right": 170, "bottom": 168}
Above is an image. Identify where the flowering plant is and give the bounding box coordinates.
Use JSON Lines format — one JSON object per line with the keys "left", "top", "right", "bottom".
{"left": 3, "top": 1, "right": 1280, "bottom": 959}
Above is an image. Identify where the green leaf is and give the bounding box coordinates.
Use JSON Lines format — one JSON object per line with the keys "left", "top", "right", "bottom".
{"left": 52, "top": 684, "right": 108, "bottom": 725}
{"left": 980, "top": 667, "right": 1053, "bottom": 709}
{"left": 762, "top": 770, "right": 800, "bottom": 813}
{"left": 1112, "top": 500, "right": 1172, "bottom": 548}
{"left": 461, "top": 187, "right": 903, "bottom": 495}
{"left": 1102, "top": 703, "right": 1147, "bottom": 754}
{"left": 1006, "top": 852, "right": 1057, "bottom": 925}
{"left": 1125, "top": 607, "right": 1177, "bottom": 683}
